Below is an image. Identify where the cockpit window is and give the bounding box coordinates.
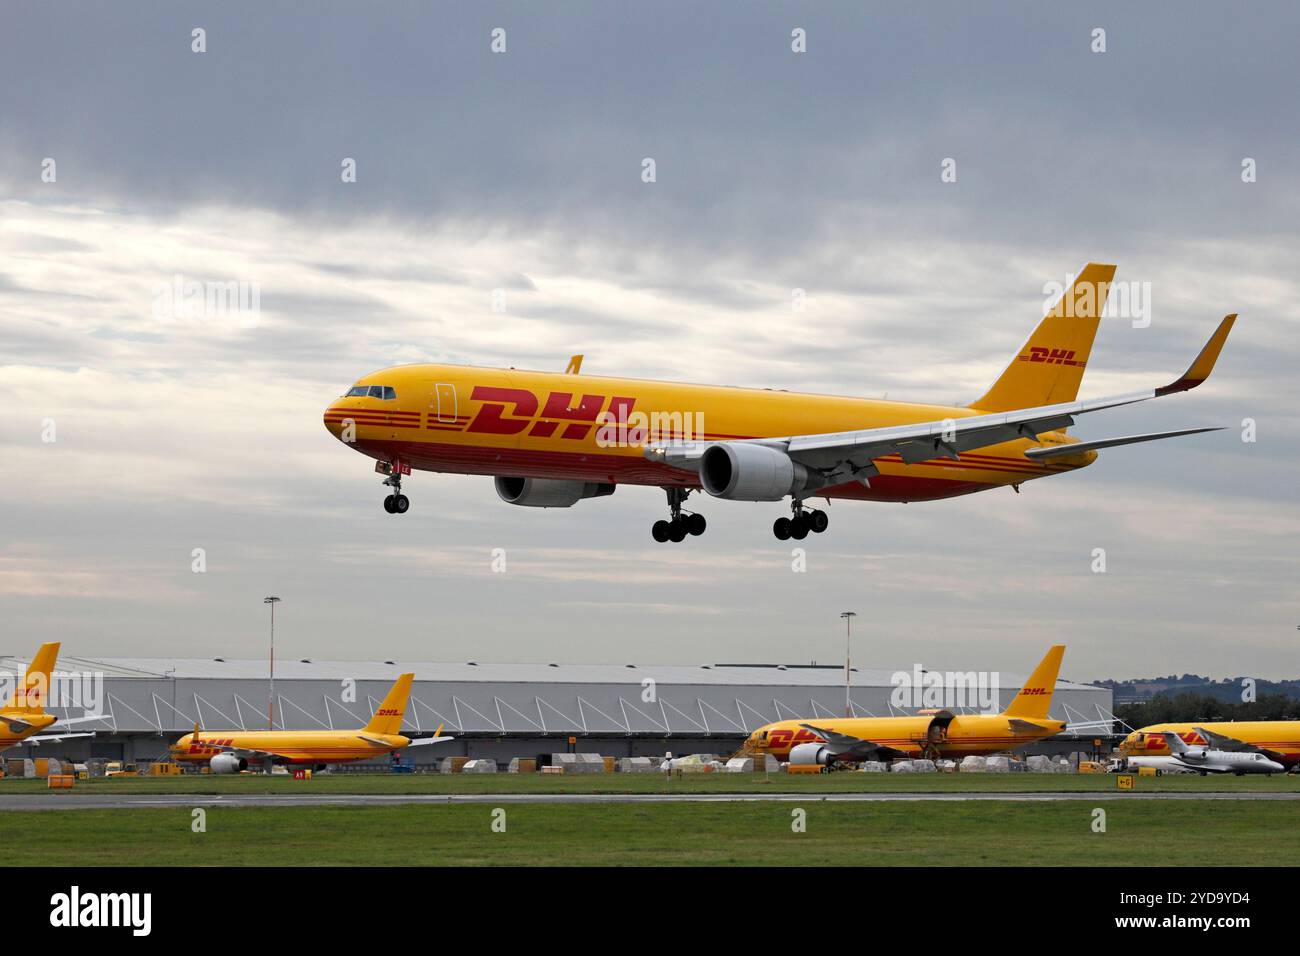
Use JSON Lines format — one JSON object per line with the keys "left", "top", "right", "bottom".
{"left": 343, "top": 385, "right": 397, "bottom": 400}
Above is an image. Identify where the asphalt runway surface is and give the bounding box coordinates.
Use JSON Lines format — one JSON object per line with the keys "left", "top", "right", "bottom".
{"left": 1, "top": 791, "right": 1297, "bottom": 810}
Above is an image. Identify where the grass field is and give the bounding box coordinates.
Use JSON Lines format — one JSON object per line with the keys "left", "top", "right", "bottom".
{"left": 1, "top": 770, "right": 1295, "bottom": 796}
{"left": 2, "top": 799, "right": 1295, "bottom": 865}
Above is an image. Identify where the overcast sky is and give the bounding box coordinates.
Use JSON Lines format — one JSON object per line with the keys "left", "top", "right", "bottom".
{"left": 1, "top": 3, "right": 1296, "bottom": 682}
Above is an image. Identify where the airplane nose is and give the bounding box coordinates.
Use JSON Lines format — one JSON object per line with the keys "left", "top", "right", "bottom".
{"left": 323, "top": 404, "right": 347, "bottom": 440}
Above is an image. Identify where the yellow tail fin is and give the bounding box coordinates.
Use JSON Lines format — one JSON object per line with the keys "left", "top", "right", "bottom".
{"left": 1002, "top": 645, "right": 1065, "bottom": 719}
{"left": 364, "top": 673, "right": 413, "bottom": 735}
{"left": 972, "top": 263, "right": 1116, "bottom": 412}
{"left": 6, "top": 642, "right": 60, "bottom": 713}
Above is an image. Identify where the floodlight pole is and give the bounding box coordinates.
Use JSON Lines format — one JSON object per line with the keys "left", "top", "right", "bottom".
{"left": 264, "top": 597, "right": 281, "bottom": 731}
{"left": 840, "top": 611, "right": 857, "bottom": 718}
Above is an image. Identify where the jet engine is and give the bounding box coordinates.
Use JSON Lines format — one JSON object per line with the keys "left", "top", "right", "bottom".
{"left": 699, "top": 443, "right": 824, "bottom": 501}
{"left": 494, "top": 477, "right": 616, "bottom": 508}
{"left": 209, "top": 753, "right": 248, "bottom": 774}
{"left": 788, "top": 742, "right": 833, "bottom": 766}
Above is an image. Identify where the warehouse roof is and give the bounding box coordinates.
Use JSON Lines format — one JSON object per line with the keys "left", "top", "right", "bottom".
{"left": 0, "top": 653, "right": 1101, "bottom": 691}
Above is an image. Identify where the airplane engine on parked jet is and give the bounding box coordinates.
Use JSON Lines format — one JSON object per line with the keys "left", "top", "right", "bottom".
{"left": 210, "top": 753, "right": 248, "bottom": 774}
{"left": 788, "top": 743, "right": 833, "bottom": 766}
{"left": 699, "top": 443, "right": 825, "bottom": 501}
{"left": 494, "top": 477, "right": 616, "bottom": 508}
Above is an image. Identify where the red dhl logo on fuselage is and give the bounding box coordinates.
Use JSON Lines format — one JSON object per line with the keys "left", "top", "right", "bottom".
{"left": 1018, "top": 347, "right": 1083, "bottom": 367}
{"left": 186, "top": 737, "right": 235, "bottom": 754}
{"left": 765, "top": 728, "right": 824, "bottom": 751}
{"left": 466, "top": 387, "right": 637, "bottom": 440}
{"left": 1143, "top": 731, "right": 1204, "bottom": 750}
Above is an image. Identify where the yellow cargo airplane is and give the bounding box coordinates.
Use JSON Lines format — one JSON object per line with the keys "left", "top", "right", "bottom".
{"left": 744, "top": 645, "right": 1069, "bottom": 765}
{"left": 170, "top": 673, "right": 453, "bottom": 772}
{"left": 325, "top": 263, "right": 1235, "bottom": 541}
{"left": 1121, "top": 722, "right": 1300, "bottom": 770}
{"left": 1, "top": 642, "right": 98, "bottom": 750}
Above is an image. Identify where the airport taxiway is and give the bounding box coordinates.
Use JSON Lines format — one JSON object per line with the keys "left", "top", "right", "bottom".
{"left": 1, "top": 790, "right": 1297, "bottom": 810}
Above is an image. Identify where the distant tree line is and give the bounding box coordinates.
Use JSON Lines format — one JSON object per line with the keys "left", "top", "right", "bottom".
{"left": 1116, "top": 692, "right": 1300, "bottom": 727}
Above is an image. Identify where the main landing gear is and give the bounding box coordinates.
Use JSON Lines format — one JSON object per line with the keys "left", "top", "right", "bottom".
{"left": 652, "top": 487, "right": 706, "bottom": 543}
{"left": 382, "top": 472, "right": 410, "bottom": 514}
{"left": 773, "top": 502, "right": 828, "bottom": 541}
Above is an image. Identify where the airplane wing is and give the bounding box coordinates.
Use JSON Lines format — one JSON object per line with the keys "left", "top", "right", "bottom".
{"left": 22, "top": 732, "right": 97, "bottom": 745}
{"left": 798, "top": 723, "right": 903, "bottom": 760}
{"left": 403, "top": 735, "right": 455, "bottom": 747}
{"left": 1192, "top": 726, "right": 1287, "bottom": 762}
{"left": 647, "top": 316, "right": 1236, "bottom": 482}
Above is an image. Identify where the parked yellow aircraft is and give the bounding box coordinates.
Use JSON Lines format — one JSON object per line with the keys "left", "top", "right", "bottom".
{"left": 1121, "top": 722, "right": 1300, "bottom": 769}
{"left": 1, "top": 642, "right": 96, "bottom": 750}
{"left": 1, "top": 642, "right": 60, "bottom": 749}
{"left": 744, "top": 645, "right": 1069, "bottom": 765}
{"left": 170, "top": 673, "right": 453, "bottom": 772}
{"left": 324, "top": 263, "right": 1235, "bottom": 541}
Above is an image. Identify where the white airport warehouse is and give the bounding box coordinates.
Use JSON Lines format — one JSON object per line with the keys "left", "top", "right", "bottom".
{"left": 2, "top": 653, "right": 1116, "bottom": 766}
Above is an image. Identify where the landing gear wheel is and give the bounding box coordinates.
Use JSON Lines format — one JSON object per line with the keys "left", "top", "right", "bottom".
{"left": 809, "top": 509, "right": 829, "bottom": 534}
{"left": 773, "top": 517, "right": 792, "bottom": 540}
{"left": 790, "top": 513, "right": 810, "bottom": 540}
{"left": 657, "top": 487, "right": 702, "bottom": 542}
{"left": 381, "top": 469, "right": 408, "bottom": 514}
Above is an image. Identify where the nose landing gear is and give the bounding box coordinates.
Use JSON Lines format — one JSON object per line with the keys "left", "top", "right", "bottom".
{"left": 773, "top": 501, "right": 828, "bottom": 540}
{"left": 382, "top": 472, "right": 410, "bottom": 514}
{"left": 651, "top": 487, "right": 706, "bottom": 543}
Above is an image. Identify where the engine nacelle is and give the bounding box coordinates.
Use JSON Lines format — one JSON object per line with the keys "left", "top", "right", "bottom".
{"left": 494, "top": 477, "right": 615, "bottom": 508}
{"left": 699, "top": 443, "right": 823, "bottom": 501}
{"left": 209, "top": 753, "right": 248, "bottom": 774}
{"left": 789, "top": 743, "right": 832, "bottom": 766}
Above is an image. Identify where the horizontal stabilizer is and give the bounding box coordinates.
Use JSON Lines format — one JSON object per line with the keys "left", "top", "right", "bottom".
{"left": 1008, "top": 718, "right": 1047, "bottom": 735}
{"left": 1024, "top": 426, "right": 1223, "bottom": 459}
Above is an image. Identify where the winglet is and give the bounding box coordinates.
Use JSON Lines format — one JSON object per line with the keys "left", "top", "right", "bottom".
{"left": 1155, "top": 314, "right": 1236, "bottom": 396}
{"left": 565, "top": 354, "right": 584, "bottom": 375}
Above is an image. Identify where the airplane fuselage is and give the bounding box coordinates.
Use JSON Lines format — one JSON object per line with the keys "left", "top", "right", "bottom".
{"left": 0, "top": 712, "right": 55, "bottom": 751}
{"left": 172, "top": 730, "right": 411, "bottom": 766}
{"left": 323, "top": 364, "right": 1095, "bottom": 503}
{"left": 748, "top": 713, "right": 1068, "bottom": 762}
